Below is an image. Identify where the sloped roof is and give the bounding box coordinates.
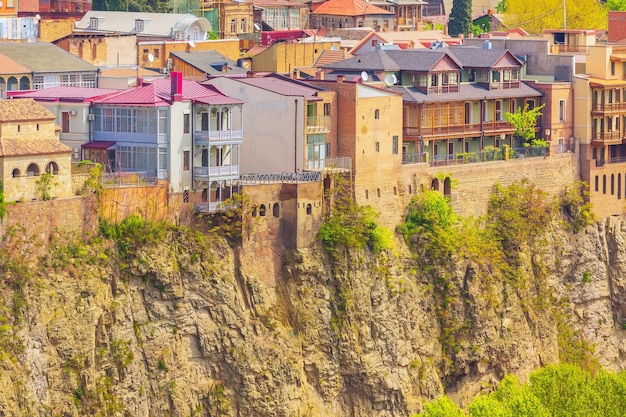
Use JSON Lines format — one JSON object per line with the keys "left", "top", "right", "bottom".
{"left": 312, "top": 0, "right": 393, "bottom": 16}
{"left": 314, "top": 49, "right": 353, "bottom": 67}
{"left": 11, "top": 86, "right": 119, "bottom": 102}
{"left": 0, "top": 42, "right": 96, "bottom": 73}
{"left": 448, "top": 46, "right": 523, "bottom": 68}
{"left": 393, "top": 82, "right": 542, "bottom": 104}
{"left": 171, "top": 50, "right": 248, "bottom": 75}
{"left": 223, "top": 74, "right": 325, "bottom": 101}
{"left": 253, "top": 0, "right": 308, "bottom": 8}
{"left": 0, "top": 98, "right": 56, "bottom": 122}
{"left": 0, "top": 137, "right": 72, "bottom": 157}
{"left": 94, "top": 78, "right": 243, "bottom": 106}
{"left": 75, "top": 11, "right": 211, "bottom": 37}
{"left": 322, "top": 48, "right": 462, "bottom": 71}
{"left": 0, "top": 52, "right": 30, "bottom": 75}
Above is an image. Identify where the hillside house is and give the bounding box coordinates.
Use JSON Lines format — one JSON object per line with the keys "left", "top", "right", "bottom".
{"left": 310, "top": 0, "right": 394, "bottom": 31}
{"left": 0, "top": 99, "right": 73, "bottom": 202}
{"left": 88, "top": 73, "right": 244, "bottom": 211}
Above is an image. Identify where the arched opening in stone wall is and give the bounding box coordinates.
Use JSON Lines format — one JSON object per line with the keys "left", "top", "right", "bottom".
{"left": 595, "top": 175, "right": 599, "bottom": 192}
{"left": 46, "top": 161, "right": 59, "bottom": 175}
{"left": 431, "top": 178, "right": 439, "bottom": 191}
{"left": 27, "top": 163, "right": 40, "bottom": 177}
{"left": 259, "top": 204, "right": 266, "bottom": 216}
{"left": 603, "top": 175, "right": 607, "bottom": 194}
{"left": 619, "top": 174, "right": 622, "bottom": 199}
{"left": 444, "top": 177, "right": 451, "bottom": 197}
{"left": 306, "top": 204, "right": 312, "bottom": 215}
{"left": 12, "top": 168, "right": 20, "bottom": 178}
{"left": 272, "top": 203, "right": 279, "bottom": 217}
{"left": 251, "top": 205, "right": 257, "bottom": 217}
{"left": 19, "top": 76, "right": 30, "bottom": 90}
{"left": 611, "top": 174, "right": 615, "bottom": 195}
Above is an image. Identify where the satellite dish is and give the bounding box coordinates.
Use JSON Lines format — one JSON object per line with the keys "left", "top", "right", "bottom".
{"left": 384, "top": 74, "right": 396, "bottom": 86}
{"left": 188, "top": 40, "right": 196, "bottom": 48}
{"left": 147, "top": 53, "right": 155, "bottom": 62}
{"left": 360, "top": 71, "right": 369, "bottom": 82}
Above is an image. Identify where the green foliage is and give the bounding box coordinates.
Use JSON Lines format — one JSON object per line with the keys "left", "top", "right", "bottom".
{"left": 110, "top": 339, "right": 134, "bottom": 377}
{"left": 582, "top": 271, "right": 591, "bottom": 283}
{"left": 207, "top": 382, "right": 231, "bottom": 415}
{"left": 415, "top": 396, "right": 466, "bottom": 417}
{"left": 205, "top": 192, "right": 254, "bottom": 245}
{"left": 318, "top": 175, "right": 394, "bottom": 254}
{"left": 0, "top": 182, "right": 8, "bottom": 222}
{"left": 80, "top": 163, "right": 104, "bottom": 197}
{"left": 36, "top": 172, "right": 58, "bottom": 201}
{"left": 560, "top": 181, "right": 595, "bottom": 233}
{"left": 99, "top": 213, "right": 168, "bottom": 257}
{"left": 504, "top": 104, "right": 545, "bottom": 144}
{"left": 555, "top": 307, "right": 600, "bottom": 373}
{"left": 503, "top": 0, "right": 607, "bottom": 34}
{"left": 606, "top": 0, "right": 626, "bottom": 10}
{"left": 486, "top": 180, "right": 553, "bottom": 269}
{"left": 448, "top": 0, "right": 472, "bottom": 36}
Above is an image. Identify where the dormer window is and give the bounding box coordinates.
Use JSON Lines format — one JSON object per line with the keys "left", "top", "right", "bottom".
{"left": 135, "top": 19, "right": 144, "bottom": 32}
{"left": 90, "top": 17, "right": 98, "bottom": 29}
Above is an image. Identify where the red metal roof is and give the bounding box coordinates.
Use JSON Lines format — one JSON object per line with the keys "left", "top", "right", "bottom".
{"left": 8, "top": 86, "right": 119, "bottom": 102}
{"left": 237, "top": 75, "right": 323, "bottom": 101}
{"left": 83, "top": 141, "right": 116, "bottom": 149}
{"left": 93, "top": 77, "right": 242, "bottom": 106}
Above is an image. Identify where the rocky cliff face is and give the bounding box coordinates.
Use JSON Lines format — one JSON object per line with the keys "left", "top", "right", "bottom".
{"left": 1, "top": 215, "right": 626, "bottom": 417}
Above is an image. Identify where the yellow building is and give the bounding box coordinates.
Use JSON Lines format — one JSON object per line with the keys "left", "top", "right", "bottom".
{"left": 0, "top": 99, "right": 73, "bottom": 202}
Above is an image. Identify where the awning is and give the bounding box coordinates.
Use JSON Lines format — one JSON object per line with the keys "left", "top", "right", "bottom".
{"left": 83, "top": 141, "right": 116, "bottom": 149}
{"left": 588, "top": 77, "right": 626, "bottom": 87}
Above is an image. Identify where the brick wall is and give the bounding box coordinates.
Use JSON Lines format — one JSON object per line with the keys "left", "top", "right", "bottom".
{"left": 588, "top": 162, "right": 626, "bottom": 218}
{"left": 609, "top": 12, "right": 626, "bottom": 43}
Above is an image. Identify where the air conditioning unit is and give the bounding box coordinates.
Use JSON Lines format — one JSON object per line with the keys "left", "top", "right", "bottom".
{"left": 166, "top": 58, "right": 173, "bottom": 70}
{"left": 160, "top": 68, "right": 168, "bottom": 74}
{"left": 87, "top": 113, "right": 95, "bottom": 121}
{"left": 69, "top": 109, "right": 77, "bottom": 116}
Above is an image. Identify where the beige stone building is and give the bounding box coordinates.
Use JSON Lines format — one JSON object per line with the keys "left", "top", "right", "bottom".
{"left": 0, "top": 99, "right": 73, "bottom": 202}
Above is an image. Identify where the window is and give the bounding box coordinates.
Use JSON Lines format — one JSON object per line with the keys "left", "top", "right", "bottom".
{"left": 612, "top": 62, "right": 615, "bottom": 76}
{"left": 392, "top": 135, "right": 398, "bottom": 154}
{"left": 374, "top": 109, "right": 380, "bottom": 119}
{"left": 527, "top": 99, "right": 536, "bottom": 110}
{"left": 558, "top": 99, "right": 566, "bottom": 122}
{"left": 260, "top": 204, "right": 266, "bottom": 216}
{"left": 12, "top": 168, "right": 20, "bottom": 178}
{"left": 230, "top": 19, "right": 236, "bottom": 33}
{"left": 183, "top": 150, "right": 190, "bottom": 171}
{"left": 324, "top": 103, "right": 331, "bottom": 116}
{"left": 375, "top": 141, "right": 380, "bottom": 152}
{"left": 17, "top": 125, "right": 20, "bottom": 132}
{"left": 273, "top": 203, "right": 279, "bottom": 217}
{"left": 27, "top": 163, "right": 39, "bottom": 177}
{"left": 183, "top": 113, "right": 190, "bottom": 133}
{"left": 154, "top": 49, "right": 159, "bottom": 58}
{"left": 326, "top": 142, "right": 330, "bottom": 157}
{"left": 90, "top": 17, "right": 98, "bottom": 29}
{"left": 372, "top": 39, "right": 378, "bottom": 46}
{"left": 306, "top": 204, "right": 312, "bottom": 214}
{"left": 495, "top": 100, "right": 502, "bottom": 121}
{"left": 135, "top": 19, "right": 144, "bottom": 32}
{"left": 241, "top": 18, "right": 247, "bottom": 32}
{"left": 46, "top": 162, "right": 59, "bottom": 174}
{"left": 183, "top": 190, "right": 189, "bottom": 203}
{"left": 430, "top": 73, "right": 438, "bottom": 86}
{"left": 492, "top": 70, "right": 500, "bottom": 83}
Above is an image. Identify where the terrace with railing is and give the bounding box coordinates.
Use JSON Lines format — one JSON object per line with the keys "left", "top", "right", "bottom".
{"left": 305, "top": 157, "right": 352, "bottom": 172}
{"left": 402, "top": 145, "right": 548, "bottom": 166}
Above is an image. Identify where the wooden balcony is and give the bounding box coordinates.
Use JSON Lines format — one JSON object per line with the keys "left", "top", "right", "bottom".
{"left": 194, "top": 129, "right": 243, "bottom": 144}
{"left": 427, "top": 84, "right": 460, "bottom": 94}
{"left": 490, "top": 81, "right": 521, "bottom": 90}
{"left": 193, "top": 165, "right": 239, "bottom": 179}
{"left": 549, "top": 44, "right": 590, "bottom": 54}
{"left": 404, "top": 121, "right": 513, "bottom": 140}
{"left": 592, "top": 131, "right": 622, "bottom": 145}
{"left": 591, "top": 102, "right": 626, "bottom": 114}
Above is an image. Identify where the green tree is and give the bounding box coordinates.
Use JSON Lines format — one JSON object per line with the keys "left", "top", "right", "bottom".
{"left": 504, "top": 104, "right": 545, "bottom": 145}
{"left": 36, "top": 172, "right": 58, "bottom": 201}
{"left": 0, "top": 183, "right": 8, "bottom": 222}
{"left": 503, "top": 0, "right": 607, "bottom": 34}
{"left": 416, "top": 397, "right": 466, "bottom": 417}
{"left": 606, "top": 0, "right": 626, "bottom": 10}
{"left": 448, "top": 0, "right": 472, "bottom": 37}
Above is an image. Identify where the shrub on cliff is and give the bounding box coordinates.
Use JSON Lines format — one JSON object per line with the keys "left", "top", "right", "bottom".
{"left": 560, "top": 181, "right": 595, "bottom": 234}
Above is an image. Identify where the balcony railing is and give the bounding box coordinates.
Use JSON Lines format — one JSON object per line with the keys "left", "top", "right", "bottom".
{"left": 427, "top": 146, "right": 548, "bottom": 166}
{"left": 550, "top": 44, "right": 590, "bottom": 54}
{"left": 402, "top": 153, "right": 428, "bottom": 164}
{"left": 305, "top": 157, "right": 352, "bottom": 172}
{"left": 306, "top": 116, "right": 331, "bottom": 133}
{"left": 240, "top": 172, "right": 322, "bottom": 184}
{"left": 404, "top": 121, "right": 513, "bottom": 138}
{"left": 591, "top": 102, "right": 626, "bottom": 113}
{"left": 489, "top": 81, "right": 521, "bottom": 89}
{"left": 193, "top": 165, "right": 239, "bottom": 178}
{"left": 194, "top": 129, "right": 243, "bottom": 143}
{"left": 592, "top": 131, "right": 622, "bottom": 144}
{"left": 427, "top": 84, "right": 460, "bottom": 94}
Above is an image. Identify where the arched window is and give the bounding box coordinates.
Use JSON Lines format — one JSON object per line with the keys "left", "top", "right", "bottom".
{"left": 431, "top": 178, "right": 439, "bottom": 191}
{"left": 19, "top": 76, "right": 30, "bottom": 90}
{"left": 7, "top": 76, "right": 17, "bottom": 91}
{"left": 220, "top": 108, "right": 230, "bottom": 131}
{"left": 619, "top": 174, "right": 622, "bottom": 199}
{"left": 393, "top": 186, "right": 397, "bottom": 195}
{"left": 595, "top": 175, "right": 599, "bottom": 192}
{"left": 251, "top": 205, "right": 257, "bottom": 217}
{"left": 259, "top": 204, "right": 266, "bottom": 216}
{"left": 12, "top": 168, "right": 20, "bottom": 178}
{"left": 611, "top": 174, "right": 615, "bottom": 195}
{"left": 306, "top": 204, "right": 312, "bottom": 215}
{"left": 603, "top": 175, "right": 607, "bottom": 194}
{"left": 377, "top": 188, "right": 381, "bottom": 197}
{"left": 408, "top": 185, "right": 412, "bottom": 194}
{"left": 272, "top": 203, "right": 279, "bottom": 217}
{"left": 46, "top": 161, "right": 59, "bottom": 175}
{"left": 26, "top": 163, "right": 40, "bottom": 177}
{"left": 444, "top": 177, "right": 452, "bottom": 197}
{"left": 201, "top": 188, "right": 208, "bottom": 202}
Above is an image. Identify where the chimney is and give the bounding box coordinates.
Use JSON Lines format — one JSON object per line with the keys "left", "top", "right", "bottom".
{"left": 246, "top": 70, "right": 255, "bottom": 78}
{"left": 315, "top": 69, "right": 325, "bottom": 80}
{"left": 171, "top": 71, "right": 183, "bottom": 102}
{"left": 336, "top": 74, "right": 345, "bottom": 84}
{"left": 222, "top": 63, "right": 227, "bottom": 72}
{"left": 293, "top": 69, "right": 301, "bottom": 79}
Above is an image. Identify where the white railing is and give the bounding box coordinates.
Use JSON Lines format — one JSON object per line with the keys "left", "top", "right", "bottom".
{"left": 193, "top": 165, "right": 239, "bottom": 177}
{"left": 305, "top": 157, "right": 352, "bottom": 172}
{"left": 194, "top": 129, "right": 243, "bottom": 143}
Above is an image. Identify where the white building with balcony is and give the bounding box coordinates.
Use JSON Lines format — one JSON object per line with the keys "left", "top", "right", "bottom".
{"left": 89, "top": 73, "right": 244, "bottom": 210}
